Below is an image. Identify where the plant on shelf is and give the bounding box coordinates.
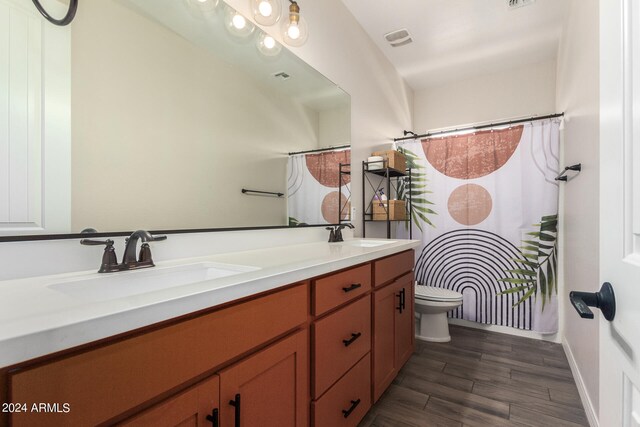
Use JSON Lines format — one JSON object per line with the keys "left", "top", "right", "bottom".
{"left": 397, "top": 146, "right": 437, "bottom": 230}
{"left": 498, "top": 214, "right": 559, "bottom": 310}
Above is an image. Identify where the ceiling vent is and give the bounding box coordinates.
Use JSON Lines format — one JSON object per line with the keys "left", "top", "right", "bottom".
{"left": 384, "top": 29, "right": 413, "bottom": 48}
{"left": 508, "top": 0, "right": 536, "bottom": 9}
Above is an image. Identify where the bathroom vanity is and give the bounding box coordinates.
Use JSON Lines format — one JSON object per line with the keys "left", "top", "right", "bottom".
{"left": 0, "top": 239, "right": 418, "bottom": 426}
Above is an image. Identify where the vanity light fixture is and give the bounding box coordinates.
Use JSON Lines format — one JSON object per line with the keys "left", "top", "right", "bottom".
{"left": 257, "top": 32, "right": 282, "bottom": 57}
{"left": 282, "top": 0, "right": 308, "bottom": 47}
{"left": 251, "top": 0, "right": 281, "bottom": 26}
{"left": 224, "top": 6, "right": 256, "bottom": 39}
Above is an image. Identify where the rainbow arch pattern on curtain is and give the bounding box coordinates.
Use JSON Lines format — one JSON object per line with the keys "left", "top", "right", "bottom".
{"left": 398, "top": 119, "right": 560, "bottom": 333}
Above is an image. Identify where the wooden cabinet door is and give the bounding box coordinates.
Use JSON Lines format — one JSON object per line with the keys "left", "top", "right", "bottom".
{"left": 394, "top": 272, "right": 415, "bottom": 370}
{"left": 372, "top": 272, "right": 415, "bottom": 402}
{"left": 372, "top": 281, "right": 400, "bottom": 402}
{"left": 119, "top": 375, "right": 220, "bottom": 427}
{"left": 218, "top": 329, "right": 308, "bottom": 427}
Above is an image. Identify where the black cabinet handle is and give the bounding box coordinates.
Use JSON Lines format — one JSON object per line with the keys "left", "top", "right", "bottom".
{"left": 396, "top": 292, "right": 403, "bottom": 313}
{"left": 229, "top": 394, "right": 241, "bottom": 427}
{"left": 400, "top": 288, "right": 406, "bottom": 311}
{"left": 342, "top": 332, "right": 362, "bottom": 347}
{"left": 342, "top": 283, "right": 362, "bottom": 293}
{"left": 342, "top": 398, "right": 361, "bottom": 418}
{"left": 570, "top": 282, "right": 616, "bottom": 321}
{"left": 205, "top": 408, "right": 219, "bottom": 427}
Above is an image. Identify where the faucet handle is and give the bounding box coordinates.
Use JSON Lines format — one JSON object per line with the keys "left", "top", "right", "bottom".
{"left": 326, "top": 227, "right": 337, "bottom": 243}
{"left": 80, "top": 239, "right": 119, "bottom": 273}
{"left": 80, "top": 238, "right": 114, "bottom": 246}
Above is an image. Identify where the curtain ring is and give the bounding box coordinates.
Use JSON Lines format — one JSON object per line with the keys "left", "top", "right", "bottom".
{"left": 32, "top": 0, "right": 78, "bottom": 26}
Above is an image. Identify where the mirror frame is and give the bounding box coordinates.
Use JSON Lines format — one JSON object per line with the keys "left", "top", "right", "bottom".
{"left": 0, "top": 1, "right": 352, "bottom": 243}
{"left": 0, "top": 223, "right": 341, "bottom": 243}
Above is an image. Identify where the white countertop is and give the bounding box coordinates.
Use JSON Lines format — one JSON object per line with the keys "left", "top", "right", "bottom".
{"left": 0, "top": 238, "right": 420, "bottom": 368}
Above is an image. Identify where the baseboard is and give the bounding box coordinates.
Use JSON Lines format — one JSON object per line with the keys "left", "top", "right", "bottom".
{"left": 448, "top": 318, "right": 560, "bottom": 343}
{"left": 562, "top": 340, "right": 599, "bottom": 427}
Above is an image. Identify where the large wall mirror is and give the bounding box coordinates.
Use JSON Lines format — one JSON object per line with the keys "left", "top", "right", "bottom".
{"left": 0, "top": 0, "right": 350, "bottom": 239}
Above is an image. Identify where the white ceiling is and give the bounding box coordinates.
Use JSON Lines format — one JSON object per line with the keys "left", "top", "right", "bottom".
{"left": 340, "top": 0, "right": 570, "bottom": 90}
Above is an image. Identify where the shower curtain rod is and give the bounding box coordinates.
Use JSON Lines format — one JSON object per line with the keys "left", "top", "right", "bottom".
{"left": 393, "top": 113, "right": 565, "bottom": 142}
{"left": 288, "top": 144, "right": 350, "bottom": 156}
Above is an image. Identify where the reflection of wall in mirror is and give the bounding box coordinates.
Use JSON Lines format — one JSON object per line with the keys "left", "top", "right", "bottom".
{"left": 319, "top": 106, "right": 350, "bottom": 148}
{"left": 70, "top": 0, "right": 347, "bottom": 232}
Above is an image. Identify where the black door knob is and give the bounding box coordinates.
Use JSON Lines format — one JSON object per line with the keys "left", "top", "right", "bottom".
{"left": 570, "top": 282, "right": 616, "bottom": 321}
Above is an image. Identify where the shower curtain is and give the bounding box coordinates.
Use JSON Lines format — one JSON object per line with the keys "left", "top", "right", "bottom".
{"left": 397, "top": 119, "right": 560, "bottom": 333}
{"left": 287, "top": 149, "right": 351, "bottom": 225}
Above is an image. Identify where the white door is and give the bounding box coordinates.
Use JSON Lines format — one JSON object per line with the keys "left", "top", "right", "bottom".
{"left": 0, "top": 0, "right": 71, "bottom": 236}
{"left": 600, "top": 0, "right": 640, "bottom": 425}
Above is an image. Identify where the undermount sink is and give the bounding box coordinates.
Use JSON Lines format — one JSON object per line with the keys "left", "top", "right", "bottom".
{"left": 48, "top": 262, "right": 260, "bottom": 302}
{"left": 343, "top": 239, "right": 396, "bottom": 248}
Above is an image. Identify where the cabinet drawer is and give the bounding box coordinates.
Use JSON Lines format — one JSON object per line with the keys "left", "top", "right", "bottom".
{"left": 313, "top": 295, "right": 371, "bottom": 398}
{"left": 313, "top": 263, "right": 371, "bottom": 316}
{"left": 10, "top": 284, "right": 308, "bottom": 427}
{"left": 313, "top": 354, "right": 371, "bottom": 427}
{"left": 374, "top": 250, "right": 414, "bottom": 287}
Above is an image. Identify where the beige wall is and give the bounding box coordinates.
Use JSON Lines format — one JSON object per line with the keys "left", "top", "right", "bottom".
{"left": 556, "top": 0, "right": 600, "bottom": 419}
{"left": 413, "top": 59, "right": 557, "bottom": 131}
{"left": 71, "top": 0, "right": 323, "bottom": 232}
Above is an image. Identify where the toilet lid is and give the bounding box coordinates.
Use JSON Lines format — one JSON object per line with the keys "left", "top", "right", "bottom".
{"left": 415, "top": 285, "right": 463, "bottom": 302}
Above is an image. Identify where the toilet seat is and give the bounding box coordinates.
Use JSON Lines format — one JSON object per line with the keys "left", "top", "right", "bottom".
{"left": 415, "top": 285, "right": 463, "bottom": 302}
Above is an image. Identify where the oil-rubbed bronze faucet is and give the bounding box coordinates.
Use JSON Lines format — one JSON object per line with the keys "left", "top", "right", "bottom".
{"left": 122, "top": 230, "right": 167, "bottom": 266}
{"left": 326, "top": 223, "right": 354, "bottom": 242}
{"left": 81, "top": 230, "right": 167, "bottom": 273}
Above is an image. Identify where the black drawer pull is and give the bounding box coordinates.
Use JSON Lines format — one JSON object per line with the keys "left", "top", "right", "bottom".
{"left": 342, "top": 398, "right": 361, "bottom": 418}
{"left": 342, "top": 283, "right": 362, "bottom": 293}
{"left": 229, "top": 393, "right": 241, "bottom": 427}
{"left": 342, "top": 332, "right": 362, "bottom": 347}
{"left": 396, "top": 292, "right": 403, "bottom": 313}
{"left": 206, "top": 408, "right": 219, "bottom": 427}
{"left": 401, "top": 288, "right": 406, "bottom": 311}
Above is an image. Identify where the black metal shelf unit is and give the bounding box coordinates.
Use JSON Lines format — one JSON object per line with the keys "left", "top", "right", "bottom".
{"left": 338, "top": 163, "right": 352, "bottom": 223}
{"left": 362, "top": 161, "right": 412, "bottom": 239}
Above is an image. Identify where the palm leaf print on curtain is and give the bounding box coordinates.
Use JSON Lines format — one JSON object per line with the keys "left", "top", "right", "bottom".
{"left": 499, "top": 214, "right": 558, "bottom": 309}
{"left": 397, "top": 147, "right": 437, "bottom": 229}
{"left": 397, "top": 119, "right": 561, "bottom": 333}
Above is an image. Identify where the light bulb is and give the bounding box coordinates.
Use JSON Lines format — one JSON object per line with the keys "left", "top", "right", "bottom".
{"left": 287, "top": 23, "right": 300, "bottom": 40}
{"left": 258, "top": 1, "right": 272, "bottom": 17}
{"left": 224, "top": 6, "right": 255, "bottom": 38}
{"left": 257, "top": 32, "right": 282, "bottom": 56}
{"left": 232, "top": 14, "right": 246, "bottom": 29}
{"left": 263, "top": 35, "right": 276, "bottom": 49}
{"left": 251, "top": 0, "right": 280, "bottom": 25}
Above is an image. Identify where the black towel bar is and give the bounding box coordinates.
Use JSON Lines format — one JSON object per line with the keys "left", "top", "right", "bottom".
{"left": 241, "top": 188, "right": 284, "bottom": 197}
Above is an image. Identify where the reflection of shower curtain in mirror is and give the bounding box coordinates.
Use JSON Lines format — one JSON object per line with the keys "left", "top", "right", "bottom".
{"left": 287, "top": 150, "right": 351, "bottom": 225}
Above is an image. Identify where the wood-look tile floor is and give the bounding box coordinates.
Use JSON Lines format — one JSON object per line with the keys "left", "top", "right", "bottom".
{"left": 359, "top": 325, "right": 589, "bottom": 427}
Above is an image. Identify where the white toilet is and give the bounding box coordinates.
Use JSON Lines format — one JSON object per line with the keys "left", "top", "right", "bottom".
{"left": 414, "top": 285, "right": 463, "bottom": 342}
